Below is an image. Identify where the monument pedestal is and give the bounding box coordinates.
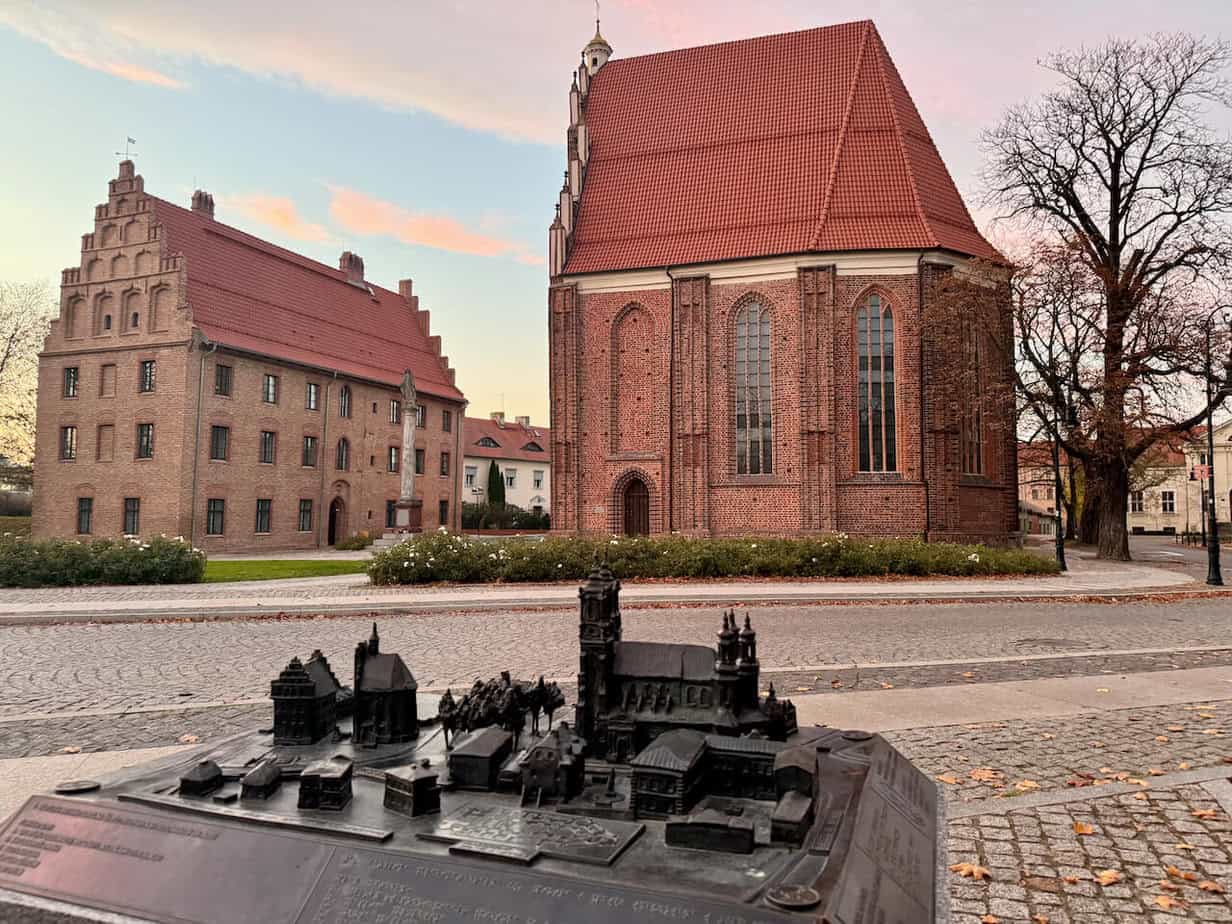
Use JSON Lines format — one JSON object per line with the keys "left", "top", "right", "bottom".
{"left": 395, "top": 498, "right": 423, "bottom": 532}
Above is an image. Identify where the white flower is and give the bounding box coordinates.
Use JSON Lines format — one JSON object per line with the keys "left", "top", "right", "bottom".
{"left": 610, "top": 539, "right": 619, "bottom": 545}
{"left": 489, "top": 553, "right": 497, "bottom": 560}
{"left": 751, "top": 543, "right": 758, "bottom": 549}
{"left": 404, "top": 560, "right": 410, "bottom": 567}
{"left": 811, "top": 557, "right": 817, "bottom": 563}
{"left": 967, "top": 553, "right": 980, "bottom": 563}
{"left": 557, "top": 563, "right": 563, "bottom": 569}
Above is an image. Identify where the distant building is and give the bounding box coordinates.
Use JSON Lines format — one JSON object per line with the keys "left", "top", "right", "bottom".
{"left": 0, "top": 457, "right": 32, "bottom": 516}
{"left": 1183, "top": 421, "right": 1232, "bottom": 536}
{"left": 353, "top": 624, "right": 418, "bottom": 747}
{"left": 462, "top": 413, "right": 551, "bottom": 516}
{"left": 33, "top": 162, "right": 465, "bottom": 551}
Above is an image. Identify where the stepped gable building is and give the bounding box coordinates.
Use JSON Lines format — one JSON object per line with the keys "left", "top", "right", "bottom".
{"left": 353, "top": 624, "right": 419, "bottom": 747}
{"left": 33, "top": 162, "right": 465, "bottom": 552}
{"left": 271, "top": 650, "right": 342, "bottom": 746}
{"left": 574, "top": 563, "right": 795, "bottom": 762}
{"left": 548, "top": 20, "right": 1017, "bottom": 541}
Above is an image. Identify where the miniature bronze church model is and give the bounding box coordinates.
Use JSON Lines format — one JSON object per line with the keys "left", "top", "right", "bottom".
{"left": 353, "top": 624, "right": 419, "bottom": 747}
{"left": 574, "top": 563, "right": 796, "bottom": 761}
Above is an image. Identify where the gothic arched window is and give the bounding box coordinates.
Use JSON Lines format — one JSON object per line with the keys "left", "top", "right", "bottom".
{"left": 339, "top": 385, "right": 352, "bottom": 419}
{"left": 734, "top": 301, "right": 772, "bottom": 475}
{"left": 857, "top": 294, "right": 896, "bottom": 472}
{"left": 960, "top": 317, "right": 984, "bottom": 474}
{"left": 335, "top": 437, "right": 350, "bottom": 471}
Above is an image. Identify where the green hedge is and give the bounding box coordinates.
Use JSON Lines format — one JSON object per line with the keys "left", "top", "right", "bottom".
{"left": 368, "top": 531, "right": 1058, "bottom": 585}
{"left": 461, "top": 502, "right": 550, "bottom": 531}
{"left": 0, "top": 534, "right": 206, "bottom": 588}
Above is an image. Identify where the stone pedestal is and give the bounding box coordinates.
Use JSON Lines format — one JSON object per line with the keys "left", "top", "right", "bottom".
{"left": 395, "top": 499, "right": 423, "bottom": 531}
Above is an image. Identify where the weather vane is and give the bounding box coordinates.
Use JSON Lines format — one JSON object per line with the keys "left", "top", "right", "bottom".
{"left": 115, "top": 136, "right": 137, "bottom": 160}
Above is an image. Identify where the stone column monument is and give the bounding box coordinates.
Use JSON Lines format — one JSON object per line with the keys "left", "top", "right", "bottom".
{"left": 395, "top": 370, "right": 423, "bottom": 531}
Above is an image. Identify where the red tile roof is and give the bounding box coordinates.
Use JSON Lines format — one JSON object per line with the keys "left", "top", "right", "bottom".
{"left": 463, "top": 416, "right": 551, "bottom": 463}
{"left": 150, "top": 197, "right": 464, "bottom": 402}
{"left": 563, "top": 20, "right": 997, "bottom": 275}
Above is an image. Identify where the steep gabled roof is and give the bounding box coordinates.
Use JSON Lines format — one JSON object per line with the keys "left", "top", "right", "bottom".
{"left": 150, "top": 197, "right": 464, "bottom": 402}
{"left": 563, "top": 20, "right": 996, "bottom": 275}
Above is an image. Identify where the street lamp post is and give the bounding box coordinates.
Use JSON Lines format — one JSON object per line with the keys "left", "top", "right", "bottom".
{"left": 1201, "top": 307, "right": 1231, "bottom": 586}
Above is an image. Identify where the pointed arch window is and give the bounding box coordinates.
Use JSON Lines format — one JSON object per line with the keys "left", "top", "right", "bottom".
{"left": 339, "top": 385, "right": 352, "bottom": 418}
{"left": 335, "top": 437, "right": 350, "bottom": 471}
{"left": 960, "top": 317, "right": 984, "bottom": 475}
{"left": 734, "top": 301, "right": 773, "bottom": 475}
{"left": 857, "top": 294, "right": 896, "bottom": 472}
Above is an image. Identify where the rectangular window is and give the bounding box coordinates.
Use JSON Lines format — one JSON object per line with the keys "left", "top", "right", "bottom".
{"left": 440, "top": 451, "right": 450, "bottom": 477}
{"left": 390, "top": 399, "right": 402, "bottom": 424}
{"left": 63, "top": 367, "right": 79, "bottom": 398}
{"left": 1130, "top": 490, "right": 1144, "bottom": 514}
{"left": 100, "top": 364, "right": 116, "bottom": 397}
{"left": 442, "top": 410, "right": 452, "bottom": 432}
{"left": 60, "top": 426, "right": 77, "bottom": 461}
{"left": 123, "top": 497, "right": 140, "bottom": 536}
{"left": 139, "top": 359, "right": 156, "bottom": 393}
{"left": 262, "top": 373, "right": 278, "bottom": 404}
{"left": 734, "top": 302, "right": 774, "bottom": 475}
{"left": 438, "top": 499, "right": 449, "bottom": 527}
{"left": 214, "top": 364, "right": 233, "bottom": 396}
{"left": 76, "top": 497, "right": 93, "bottom": 535}
{"left": 388, "top": 446, "right": 399, "bottom": 473}
{"left": 96, "top": 424, "right": 114, "bottom": 462}
{"left": 206, "top": 499, "right": 225, "bottom": 536}
{"left": 464, "top": 466, "right": 477, "bottom": 488}
{"left": 1162, "top": 491, "right": 1176, "bottom": 514}
{"left": 136, "top": 423, "right": 154, "bottom": 459}
{"left": 505, "top": 467, "right": 516, "bottom": 488}
{"left": 385, "top": 500, "right": 397, "bottom": 529}
{"left": 298, "top": 499, "right": 313, "bottom": 532}
{"left": 415, "top": 405, "right": 426, "bottom": 429}
{"left": 255, "top": 499, "right": 272, "bottom": 534}
{"left": 302, "top": 435, "right": 318, "bottom": 467}
{"left": 259, "top": 430, "right": 276, "bottom": 464}
{"left": 533, "top": 470, "right": 544, "bottom": 490}
{"left": 210, "top": 425, "right": 229, "bottom": 461}
{"left": 415, "top": 448, "right": 425, "bottom": 475}
{"left": 306, "top": 382, "right": 320, "bottom": 411}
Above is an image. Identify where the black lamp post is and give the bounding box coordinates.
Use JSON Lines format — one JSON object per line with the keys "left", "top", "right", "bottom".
{"left": 1050, "top": 393, "right": 1076, "bottom": 571}
{"left": 1201, "top": 307, "right": 1231, "bottom": 587}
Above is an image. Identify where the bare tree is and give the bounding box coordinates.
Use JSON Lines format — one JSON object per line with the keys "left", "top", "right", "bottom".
{"left": 983, "top": 34, "right": 1232, "bottom": 559}
{"left": 0, "top": 281, "right": 54, "bottom": 464}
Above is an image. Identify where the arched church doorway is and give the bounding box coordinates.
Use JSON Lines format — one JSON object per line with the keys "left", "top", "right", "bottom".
{"left": 328, "top": 498, "right": 345, "bottom": 546}
{"left": 622, "top": 478, "right": 649, "bottom": 536}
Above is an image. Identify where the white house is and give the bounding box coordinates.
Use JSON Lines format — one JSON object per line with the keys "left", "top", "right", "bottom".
{"left": 462, "top": 414, "right": 551, "bottom": 515}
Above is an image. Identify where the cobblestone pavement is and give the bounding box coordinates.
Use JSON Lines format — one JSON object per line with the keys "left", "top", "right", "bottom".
{"left": 2, "top": 599, "right": 1231, "bottom": 719}
{"left": 947, "top": 784, "right": 1232, "bottom": 922}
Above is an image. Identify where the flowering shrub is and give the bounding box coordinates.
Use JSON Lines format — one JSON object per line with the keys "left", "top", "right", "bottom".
{"left": 368, "top": 531, "right": 1057, "bottom": 585}
{"left": 0, "top": 534, "right": 206, "bottom": 587}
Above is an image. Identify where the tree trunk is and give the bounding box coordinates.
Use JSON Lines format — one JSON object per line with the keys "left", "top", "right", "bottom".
{"left": 1078, "top": 468, "right": 1103, "bottom": 546}
{"left": 1064, "top": 456, "right": 1078, "bottom": 540}
{"left": 1094, "top": 458, "right": 1131, "bottom": 560}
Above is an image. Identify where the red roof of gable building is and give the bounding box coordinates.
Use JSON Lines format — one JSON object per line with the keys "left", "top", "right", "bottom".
{"left": 563, "top": 20, "right": 997, "bottom": 275}
{"left": 150, "top": 197, "right": 464, "bottom": 402}
{"left": 463, "top": 416, "right": 552, "bottom": 463}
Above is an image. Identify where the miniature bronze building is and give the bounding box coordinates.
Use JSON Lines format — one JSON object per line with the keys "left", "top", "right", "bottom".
{"left": 629, "top": 729, "right": 708, "bottom": 818}
{"left": 353, "top": 624, "right": 418, "bottom": 747}
{"left": 384, "top": 760, "right": 441, "bottom": 817}
{"left": 666, "top": 808, "right": 756, "bottom": 854}
{"left": 179, "top": 760, "right": 223, "bottom": 797}
{"left": 574, "top": 564, "right": 796, "bottom": 760}
{"left": 521, "top": 723, "right": 586, "bottom": 803}
{"left": 448, "top": 726, "right": 513, "bottom": 790}
{"left": 704, "top": 734, "right": 783, "bottom": 801}
{"left": 240, "top": 759, "right": 281, "bottom": 801}
{"left": 298, "top": 755, "right": 353, "bottom": 811}
{"left": 270, "top": 650, "right": 341, "bottom": 746}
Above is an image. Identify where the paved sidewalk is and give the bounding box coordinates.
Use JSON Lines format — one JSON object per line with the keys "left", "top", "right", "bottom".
{"left": 0, "top": 558, "right": 1201, "bottom": 624}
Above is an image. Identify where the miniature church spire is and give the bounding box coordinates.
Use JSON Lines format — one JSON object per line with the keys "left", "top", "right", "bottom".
{"left": 369, "top": 622, "right": 380, "bottom": 655}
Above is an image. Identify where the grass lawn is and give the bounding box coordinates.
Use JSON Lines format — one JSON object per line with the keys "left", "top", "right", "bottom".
{"left": 0, "top": 516, "right": 31, "bottom": 537}
{"left": 203, "top": 559, "right": 370, "bottom": 583}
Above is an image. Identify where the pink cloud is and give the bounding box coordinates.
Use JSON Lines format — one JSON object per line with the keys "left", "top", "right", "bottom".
{"left": 328, "top": 185, "right": 542, "bottom": 265}
{"left": 221, "top": 194, "right": 330, "bottom": 243}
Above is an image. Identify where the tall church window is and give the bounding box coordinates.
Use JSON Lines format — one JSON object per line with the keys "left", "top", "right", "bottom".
{"left": 960, "top": 316, "right": 984, "bottom": 474}
{"left": 335, "top": 437, "right": 350, "bottom": 471}
{"left": 857, "top": 294, "right": 896, "bottom": 472}
{"left": 339, "top": 385, "right": 352, "bottom": 419}
{"left": 734, "top": 301, "right": 772, "bottom": 475}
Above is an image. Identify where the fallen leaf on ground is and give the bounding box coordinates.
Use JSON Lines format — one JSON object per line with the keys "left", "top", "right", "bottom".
{"left": 1202, "top": 728, "right": 1222, "bottom": 735}
{"left": 970, "top": 768, "right": 1004, "bottom": 782}
{"left": 949, "top": 862, "right": 992, "bottom": 881}
{"left": 1134, "top": 792, "right": 1149, "bottom": 801}
{"left": 1014, "top": 779, "right": 1041, "bottom": 791}
{"left": 178, "top": 734, "right": 200, "bottom": 744}
{"left": 1192, "top": 808, "right": 1218, "bottom": 819}
{"left": 980, "top": 916, "right": 1000, "bottom": 924}
{"left": 795, "top": 686, "right": 812, "bottom": 692}
{"left": 1166, "top": 724, "right": 1185, "bottom": 731}
{"left": 1198, "top": 880, "right": 1226, "bottom": 894}
{"left": 935, "top": 774, "right": 959, "bottom": 785}
{"left": 1095, "top": 869, "right": 1122, "bottom": 886}
{"left": 1153, "top": 894, "right": 1186, "bottom": 910}
{"left": 1165, "top": 865, "right": 1198, "bottom": 882}
{"left": 1096, "top": 687, "right": 1110, "bottom": 693}
{"left": 1032, "top": 916, "right": 1050, "bottom": 924}
{"left": 1099, "top": 766, "right": 1115, "bottom": 774}
{"left": 1155, "top": 735, "right": 1170, "bottom": 742}
{"left": 1148, "top": 767, "right": 1165, "bottom": 776}
{"left": 61, "top": 746, "right": 81, "bottom": 754}
{"left": 1174, "top": 842, "right": 1197, "bottom": 851}
{"left": 1072, "top": 822, "right": 1095, "bottom": 836}
{"left": 829, "top": 680, "right": 843, "bottom": 688}
{"left": 1178, "top": 761, "right": 1191, "bottom": 770}
{"left": 1062, "top": 875, "right": 1080, "bottom": 884}
{"left": 1199, "top": 712, "right": 1216, "bottom": 719}
{"left": 960, "top": 671, "right": 976, "bottom": 679}
{"left": 879, "top": 682, "right": 894, "bottom": 689}
{"left": 1158, "top": 879, "right": 1180, "bottom": 892}
{"left": 1040, "top": 732, "right": 1056, "bottom": 740}
{"left": 1127, "top": 777, "right": 1147, "bottom": 786}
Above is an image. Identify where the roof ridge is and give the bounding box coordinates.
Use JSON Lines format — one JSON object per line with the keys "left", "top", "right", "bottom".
{"left": 600, "top": 19, "right": 873, "bottom": 67}
{"left": 809, "top": 20, "right": 873, "bottom": 251}
{"left": 870, "top": 29, "right": 930, "bottom": 248}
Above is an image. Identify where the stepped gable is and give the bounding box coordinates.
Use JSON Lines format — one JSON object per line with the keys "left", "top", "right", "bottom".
{"left": 148, "top": 196, "right": 462, "bottom": 401}
{"left": 564, "top": 19, "right": 997, "bottom": 274}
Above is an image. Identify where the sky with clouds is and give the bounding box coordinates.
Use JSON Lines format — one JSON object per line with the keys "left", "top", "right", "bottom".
{"left": 0, "top": 0, "right": 1228, "bottom": 423}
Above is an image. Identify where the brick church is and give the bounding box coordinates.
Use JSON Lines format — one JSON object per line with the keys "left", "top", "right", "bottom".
{"left": 33, "top": 162, "right": 465, "bottom": 551}
{"left": 548, "top": 20, "right": 1017, "bottom": 542}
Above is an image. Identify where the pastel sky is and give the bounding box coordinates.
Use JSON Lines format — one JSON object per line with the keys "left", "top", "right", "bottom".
{"left": 0, "top": 1, "right": 1228, "bottom": 423}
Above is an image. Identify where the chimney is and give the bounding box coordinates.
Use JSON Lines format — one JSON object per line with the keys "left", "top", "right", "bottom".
{"left": 490, "top": 411, "right": 505, "bottom": 426}
{"left": 339, "top": 251, "right": 365, "bottom": 286}
{"left": 191, "top": 190, "right": 215, "bottom": 218}
{"left": 399, "top": 279, "right": 413, "bottom": 301}
{"left": 515, "top": 415, "right": 530, "bottom": 427}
